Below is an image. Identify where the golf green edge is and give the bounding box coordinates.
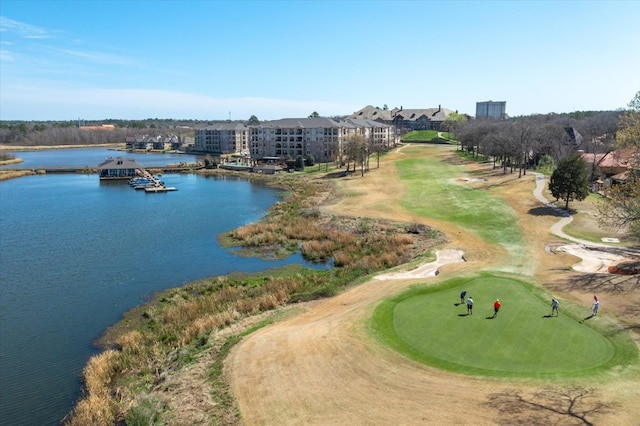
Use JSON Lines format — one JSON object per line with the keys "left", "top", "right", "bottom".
{"left": 371, "top": 272, "right": 638, "bottom": 379}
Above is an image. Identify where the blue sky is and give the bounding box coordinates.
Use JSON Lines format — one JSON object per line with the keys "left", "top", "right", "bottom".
{"left": 1, "top": 0, "right": 639, "bottom": 121}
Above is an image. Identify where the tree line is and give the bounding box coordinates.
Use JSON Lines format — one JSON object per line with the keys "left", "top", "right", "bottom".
{"left": 443, "top": 94, "right": 639, "bottom": 239}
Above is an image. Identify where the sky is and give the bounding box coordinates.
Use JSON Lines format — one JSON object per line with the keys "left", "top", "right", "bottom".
{"left": 0, "top": 0, "right": 639, "bottom": 121}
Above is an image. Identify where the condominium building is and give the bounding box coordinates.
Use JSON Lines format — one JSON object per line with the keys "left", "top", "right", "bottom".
{"left": 194, "top": 123, "right": 248, "bottom": 154}
{"left": 249, "top": 117, "right": 394, "bottom": 163}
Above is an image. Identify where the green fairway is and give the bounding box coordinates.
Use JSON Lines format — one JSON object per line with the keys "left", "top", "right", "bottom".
{"left": 372, "top": 273, "right": 637, "bottom": 378}
{"left": 396, "top": 148, "right": 528, "bottom": 270}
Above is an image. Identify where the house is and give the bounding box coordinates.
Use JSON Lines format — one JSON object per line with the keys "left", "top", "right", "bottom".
{"left": 98, "top": 157, "right": 145, "bottom": 180}
{"left": 580, "top": 150, "right": 631, "bottom": 177}
{"left": 564, "top": 127, "right": 584, "bottom": 148}
{"left": 125, "top": 135, "right": 154, "bottom": 151}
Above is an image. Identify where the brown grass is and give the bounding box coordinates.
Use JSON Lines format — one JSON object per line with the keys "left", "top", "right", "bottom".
{"left": 65, "top": 350, "right": 120, "bottom": 426}
{"left": 0, "top": 170, "right": 35, "bottom": 181}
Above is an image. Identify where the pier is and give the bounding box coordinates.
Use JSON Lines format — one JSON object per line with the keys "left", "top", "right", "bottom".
{"left": 129, "top": 170, "right": 178, "bottom": 193}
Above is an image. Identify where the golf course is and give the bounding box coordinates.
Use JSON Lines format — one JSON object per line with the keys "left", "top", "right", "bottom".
{"left": 227, "top": 143, "right": 640, "bottom": 425}
{"left": 374, "top": 273, "right": 632, "bottom": 378}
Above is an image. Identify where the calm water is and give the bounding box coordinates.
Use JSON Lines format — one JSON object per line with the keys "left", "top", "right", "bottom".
{"left": 0, "top": 147, "right": 203, "bottom": 169}
{"left": 0, "top": 152, "right": 320, "bottom": 425}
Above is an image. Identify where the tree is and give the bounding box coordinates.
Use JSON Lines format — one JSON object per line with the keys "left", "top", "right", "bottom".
{"left": 549, "top": 153, "right": 590, "bottom": 210}
{"left": 248, "top": 115, "right": 260, "bottom": 125}
{"left": 597, "top": 91, "right": 640, "bottom": 238}
{"left": 294, "top": 155, "right": 305, "bottom": 171}
{"left": 441, "top": 112, "right": 468, "bottom": 137}
{"left": 308, "top": 111, "right": 320, "bottom": 118}
{"left": 304, "top": 154, "right": 315, "bottom": 167}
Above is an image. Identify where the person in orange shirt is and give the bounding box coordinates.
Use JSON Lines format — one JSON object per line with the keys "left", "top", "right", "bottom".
{"left": 493, "top": 299, "right": 501, "bottom": 318}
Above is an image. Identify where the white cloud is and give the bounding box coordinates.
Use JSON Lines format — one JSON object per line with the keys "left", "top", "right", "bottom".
{"left": 57, "top": 48, "right": 142, "bottom": 67}
{"left": 0, "top": 16, "right": 55, "bottom": 39}
{"left": 0, "top": 49, "right": 14, "bottom": 61}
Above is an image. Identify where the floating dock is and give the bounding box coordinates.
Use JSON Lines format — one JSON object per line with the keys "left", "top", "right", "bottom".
{"left": 129, "top": 171, "right": 177, "bottom": 193}
{"left": 144, "top": 186, "right": 177, "bottom": 193}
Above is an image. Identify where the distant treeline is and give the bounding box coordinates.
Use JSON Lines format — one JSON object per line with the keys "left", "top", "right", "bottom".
{"left": 0, "top": 119, "right": 228, "bottom": 146}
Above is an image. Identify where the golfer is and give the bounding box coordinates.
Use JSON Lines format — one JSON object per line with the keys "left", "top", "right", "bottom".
{"left": 460, "top": 290, "right": 467, "bottom": 304}
{"left": 592, "top": 298, "right": 599, "bottom": 316}
{"left": 466, "top": 296, "right": 473, "bottom": 315}
{"left": 493, "top": 299, "right": 501, "bottom": 317}
{"left": 551, "top": 298, "right": 559, "bottom": 316}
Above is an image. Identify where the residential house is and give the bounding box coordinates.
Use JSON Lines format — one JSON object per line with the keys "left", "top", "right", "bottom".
{"left": 580, "top": 149, "right": 635, "bottom": 191}
{"left": 125, "top": 135, "right": 154, "bottom": 151}
{"left": 98, "top": 157, "right": 145, "bottom": 180}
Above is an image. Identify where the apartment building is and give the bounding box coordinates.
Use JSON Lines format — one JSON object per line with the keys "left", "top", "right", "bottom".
{"left": 249, "top": 117, "right": 394, "bottom": 163}
{"left": 476, "top": 101, "right": 507, "bottom": 119}
{"left": 194, "top": 122, "right": 248, "bottom": 154}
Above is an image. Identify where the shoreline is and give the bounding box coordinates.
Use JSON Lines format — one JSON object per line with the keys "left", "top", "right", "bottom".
{"left": 0, "top": 143, "right": 124, "bottom": 151}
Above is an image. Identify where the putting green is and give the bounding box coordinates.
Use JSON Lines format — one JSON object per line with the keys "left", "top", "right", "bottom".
{"left": 373, "top": 273, "right": 637, "bottom": 378}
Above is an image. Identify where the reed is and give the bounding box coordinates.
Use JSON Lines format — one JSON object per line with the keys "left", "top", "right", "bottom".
{"left": 65, "top": 350, "right": 120, "bottom": 426}
{"left": 66, "top": 174, "right": 444, "bottom": 424}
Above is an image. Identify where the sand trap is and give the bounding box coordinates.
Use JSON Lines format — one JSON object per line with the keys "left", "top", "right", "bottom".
{"left": 554, "top": 244, "right": 632, "bottom": 273}
{"left": 375, "top": 248, "right": 465, "bottom": 280}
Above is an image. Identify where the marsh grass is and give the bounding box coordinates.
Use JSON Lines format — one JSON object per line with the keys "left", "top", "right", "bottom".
{"left": 66, "top": 175, "right": 444, "bottom": 425}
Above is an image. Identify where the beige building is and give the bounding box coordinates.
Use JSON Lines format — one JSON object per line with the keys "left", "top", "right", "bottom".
{"left": 194, "top": 123, "right": 248, "bottom": 155}
{"left": 249, "top": 117, "right": 394, "bottom": 163}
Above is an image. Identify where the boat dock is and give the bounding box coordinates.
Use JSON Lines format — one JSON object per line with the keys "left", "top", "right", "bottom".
{"left": 129, "top": 171, "right": 177, "bottom": 193}
{"left": 144, "top": 186, "right": 177, "bottom": 193}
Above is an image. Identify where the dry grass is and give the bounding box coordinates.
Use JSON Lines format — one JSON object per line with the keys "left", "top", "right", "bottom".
{"left": 65, "top": 350, "right": 120, "bottom": 426}
{"left": 65, "top": 170, "right": 445, "bottom": 424}
{"left": 0, "top": 170, "right": 35, "bottom": 181}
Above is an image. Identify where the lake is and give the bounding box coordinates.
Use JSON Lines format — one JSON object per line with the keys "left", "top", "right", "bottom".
{"left": 0, "top": 149, "right": 321, "bottom": 425}
{"left": 0, "top": 147, "right": 202, "bottom": 169}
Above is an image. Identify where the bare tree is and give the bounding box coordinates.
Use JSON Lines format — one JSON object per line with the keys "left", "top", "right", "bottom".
{"left": 486, "top": 387, "right": 616, "bottom": 425}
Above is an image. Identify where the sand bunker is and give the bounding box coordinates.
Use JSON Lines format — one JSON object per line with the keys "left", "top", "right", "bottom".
{"left": 375, "top": 248, "right": 465, "bottom": 280}
{"left": 551, "top": 244, "right": 640, "bottom": 274}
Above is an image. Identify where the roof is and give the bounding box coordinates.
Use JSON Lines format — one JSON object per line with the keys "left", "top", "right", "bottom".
{"left": 392, "top": 107, "right": 454, "bottom": 122}
{"left": 97, "top": 157, "right": 145, "bottom": 170}
{"left": 343, "top": 118, "right": 392, "bottom": 128}
{"left": 347, "top": 105, "right": 394, "bottom": 121}
{"left": 255, "top": 117, "right": 344, "bottom": 128}
{"left": 580, "top": 150, "right": 632, "bottom": 169}
{"left": 199, "top": 123, "right": 248, "bottom": 131}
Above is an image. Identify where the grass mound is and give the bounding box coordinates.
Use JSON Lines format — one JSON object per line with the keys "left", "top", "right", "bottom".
{"left": 372, "top": 272, "right": 637, "bottom": 378}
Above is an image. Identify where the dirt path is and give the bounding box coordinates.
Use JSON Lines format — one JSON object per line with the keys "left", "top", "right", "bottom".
{"left": 226, "top": 145, "right": 639, "bottom": 425}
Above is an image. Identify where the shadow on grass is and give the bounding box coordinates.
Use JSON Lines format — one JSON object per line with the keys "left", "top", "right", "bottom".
{"left": 486, "top": 387, "right": 616, "bottom": 425}
{"left": 528, "top": 206, "right": 571, "bottom": 218}
{"left": 458, "top": 313, "right": 469, "bottom": 317}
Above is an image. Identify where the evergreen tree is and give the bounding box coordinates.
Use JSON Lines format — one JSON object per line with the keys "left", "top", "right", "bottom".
{"left": 549, "top": 153, "right": 590, "bottom": 209}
